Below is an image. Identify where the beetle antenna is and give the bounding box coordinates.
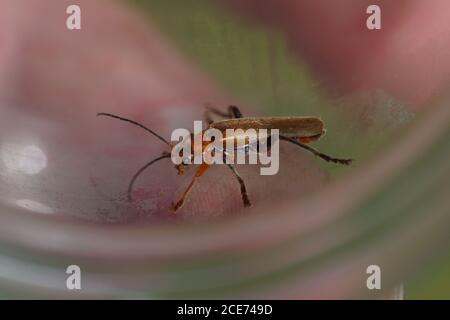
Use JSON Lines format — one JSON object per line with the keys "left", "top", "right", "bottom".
{"left": 280, "top": 136, "right": 352, "bottom": 165}
{"left": 97, "top": 113, "right": 171, "bottom": 146}
{"left": 127, "top": 152, "right": 172, "bottom": 202}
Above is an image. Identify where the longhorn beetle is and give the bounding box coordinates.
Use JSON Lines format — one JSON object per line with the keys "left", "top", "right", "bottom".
{"left": 97, "top": 105, "right": 352, "bottom": 212}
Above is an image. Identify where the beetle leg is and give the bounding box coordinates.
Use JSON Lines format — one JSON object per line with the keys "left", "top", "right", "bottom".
{"left": 204, "top": 105, "right": 228, "bottom": 124}
{"left": 204, "top": 104, "right": 243, "bottom": 123}
{"left": 171, "top": 163, "right": 210, "bottom": 212}
{"left": 227, "top": 164, "right": 251, "bottom": 208}
{"left": 280, "top": 135, "right": 353, "bottom": 165}
{"left": 228, "top": 105, "right": 243, "bottom": 118}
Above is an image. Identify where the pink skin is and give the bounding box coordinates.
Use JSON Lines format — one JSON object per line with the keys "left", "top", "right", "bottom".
{"left": 0, "top": 0, "right": 227, "bottom": 122}
{"left": 224, "top": 0, "right": 450, "bottom": 109}
{"left": 0, "top": 0, "right": 447, "bottom": 221}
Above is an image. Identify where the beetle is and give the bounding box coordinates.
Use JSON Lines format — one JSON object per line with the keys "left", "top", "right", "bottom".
{"left": 97, "top": 105, "right": 352, "bottom": 212}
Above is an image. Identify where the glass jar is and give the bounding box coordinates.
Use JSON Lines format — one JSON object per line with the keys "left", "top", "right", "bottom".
{"left": 0, "top": 95, "right": 449, "bottom": 298}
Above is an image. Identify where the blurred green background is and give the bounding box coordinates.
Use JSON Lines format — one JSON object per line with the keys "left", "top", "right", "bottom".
{"left": 130, "top": 0, "right": 448, "bottom": 299}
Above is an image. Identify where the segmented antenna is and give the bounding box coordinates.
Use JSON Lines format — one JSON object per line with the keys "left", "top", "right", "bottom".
{"left": 97, "top": 113, "right": 171, "bottom": 146}
{"left": 127, "top": 153, "right": 171, "bottom": 202}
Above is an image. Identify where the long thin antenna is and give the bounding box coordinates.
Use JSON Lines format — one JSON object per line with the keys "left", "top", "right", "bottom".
{"left": 97, "top": 113, "right": 171, "bottom": 146}
{"left": 280, "top": 135, "right": 352, "bottom": 165}
{"left": 127, "top": 153, "right": 172, "bottom": 202}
